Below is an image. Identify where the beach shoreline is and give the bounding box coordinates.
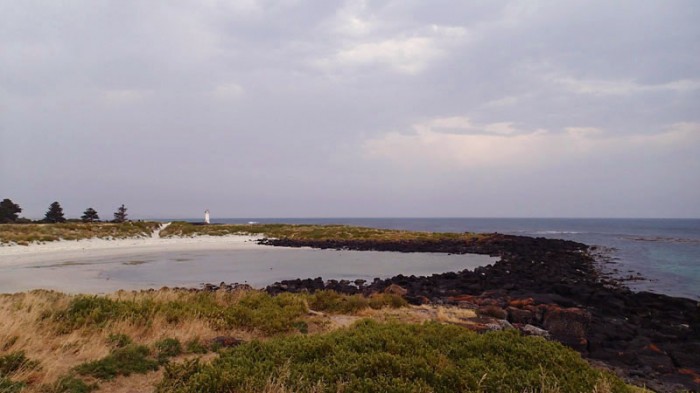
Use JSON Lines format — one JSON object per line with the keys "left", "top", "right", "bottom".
{"left": 0, "top": 234, "right": 266, "bottom": 267}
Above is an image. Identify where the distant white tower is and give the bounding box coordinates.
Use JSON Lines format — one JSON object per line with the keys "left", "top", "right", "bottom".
{"left": 204, "top": 209, "right": 210, "bottom": 224}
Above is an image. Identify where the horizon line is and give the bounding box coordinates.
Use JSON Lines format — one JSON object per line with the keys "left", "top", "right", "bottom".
{"left": 141, "top": 216, "right": 700, "bottom": 221}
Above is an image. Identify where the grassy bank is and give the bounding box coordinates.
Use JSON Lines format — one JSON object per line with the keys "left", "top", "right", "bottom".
{"left": 159, "top": 221, "right": 485, "bottom": 242}
{"left": 0, "top": 221, "right": 487, "bottom": 246}
{"left": 0, "top": 222, "right": 161, "bottom": 245}
{"left": 0, "top": 288, "right": 640, "bottom": 392}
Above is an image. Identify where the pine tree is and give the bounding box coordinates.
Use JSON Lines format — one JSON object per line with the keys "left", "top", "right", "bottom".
{"left": 113, "top": 204, "right": 128, "bottom": 223}
{"left": 44, "top": 201, "right": 66, "bottom": 223}
{"left": 0, "top": 198, "right": 22, "bottom": 223}
{"left": 81, "top": 207, "right": 100, "bottom": 223}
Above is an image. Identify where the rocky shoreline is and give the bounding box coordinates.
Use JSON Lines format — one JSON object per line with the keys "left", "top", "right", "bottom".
{"left": 260, "top": 234, "right": 700, "bottom": 392}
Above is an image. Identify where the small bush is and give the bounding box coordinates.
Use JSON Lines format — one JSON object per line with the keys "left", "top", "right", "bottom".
{"left": 369, "top": 293, "right": 408, "bottom": 309}
{"left": 307, "top": 290, "right": 407, "bottom": 314}
{"left": 53, "top": 295, "right": 154, "bottom": 332}
{"left": 41, "top": 375, "right": 96, "bottom": 393}
{"left": 0, "top": 351, "right": 38, "bottom": 376}
{"left": 75, "top": 345, "right": 158, "bottom": 380}
{"left": 106, "top": 333, "right": 132, "bottom": 349}
{"left": 159, "top": 359, "right": 201, "bottom": 391}
{"left": 155, "top": 338, "right": 182, "bottom": 361}
{"left": 293, "top": 321, "right": 309, "bottom": 334}
{"left": 53, "top": 296, "right": 122, "bottom": 331}
{"left": 0, "top": 376, "right": 24, "bottom": 393}
{"left": 184, "top": 338, "right": 208, "bottom": 355}
{"left": 308, "top": 290, "right": 369, "bottom": 313}
{"left": 215, "top": 292, "right": 308, "bottom": 334}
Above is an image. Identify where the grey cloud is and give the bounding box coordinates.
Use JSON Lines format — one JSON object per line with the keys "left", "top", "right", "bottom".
{"left": 1, "top": 0, "right": 698, "bottom": 218}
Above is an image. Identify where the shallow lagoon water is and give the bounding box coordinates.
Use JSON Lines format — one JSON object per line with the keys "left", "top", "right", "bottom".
{"left": 0, "top": 247, "right": 497, "bottom": 294}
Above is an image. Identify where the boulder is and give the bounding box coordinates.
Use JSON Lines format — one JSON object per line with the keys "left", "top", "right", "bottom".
{"left": 383, "top": 284, "right": 408, "bottom": 296}
{"left": 477, "top": 305, "right": 507, "bottom": 320}
{"left": 507, "top": 307, "right": 534, "bottom": 324}
{"left": 520, "top": 324, "right": 550, "bottom": 338}
{"left": 543, "top": 306, "right": 591, "bottom": 351}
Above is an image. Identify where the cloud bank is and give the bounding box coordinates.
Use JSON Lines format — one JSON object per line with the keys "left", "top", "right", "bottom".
{"left": 1, "top": 0, "right": 698, "bottom": 218}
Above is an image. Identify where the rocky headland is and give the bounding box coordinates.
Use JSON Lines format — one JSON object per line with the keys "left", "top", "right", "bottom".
{"left": 261, "top": 234, "right": 700, "bottom": 392}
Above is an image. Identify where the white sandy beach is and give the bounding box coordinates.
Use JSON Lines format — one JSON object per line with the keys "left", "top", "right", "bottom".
{"left": 0, "top": 233, "right": 273, "bottom": 293}
{"left": 0, "top": 233, "right": 267, "bottom": 267}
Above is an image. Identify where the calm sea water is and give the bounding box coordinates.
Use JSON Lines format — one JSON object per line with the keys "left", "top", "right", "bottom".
{"left": 191, "top": 218, "right": 700, "bottom": 300}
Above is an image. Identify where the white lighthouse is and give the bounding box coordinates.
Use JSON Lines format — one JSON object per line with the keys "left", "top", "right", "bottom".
{"left": 204, "top": 209, "right": 210, "bottom": 224}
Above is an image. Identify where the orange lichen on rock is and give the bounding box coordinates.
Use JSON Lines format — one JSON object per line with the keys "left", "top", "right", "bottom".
{"left": 679, "top": 368, "right": 700, "bottom": 384}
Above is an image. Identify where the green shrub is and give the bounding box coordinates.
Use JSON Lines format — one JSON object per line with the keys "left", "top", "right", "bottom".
{"left": 292, "top": 321, "right": 309, "bottom": 334}
{"left": 155, "top": 338, "right": 182, "bottom": 361}
{"left": 75, "top": 345, "right": 158, "bottom": 380}
{"left": 308, "top": 291, "right": 369, "bottom": 313}
{"left": 159, "top": 359, "right": 201, "bottom": 391}
{"left": 106, "top": 333, "right": 132, "bottom": 349}
{"left": 0, "top": 376, "right": 24, "bottom": 393}
{"left": 215, "top": 292, "right": 308, "bottom": 334}
{"left": 307, "top": 290, "right": 408, "bottom": 314}
{"left": 368, "top": 293, "right": 408, "bottom": 309}
{"left": 156, "top": 320, "right": 632, "bottom": 393}
{"left": 53, "top": 296, "right": 124, "bottom": 331}
{"left": 0, "top": 351, "right": 38, "bottom": 376}
{"left": 40, "top": 375, "right": 96, "bottom": 393}
{"left": 184, "top": 338, "right": 208, "bottom": 355}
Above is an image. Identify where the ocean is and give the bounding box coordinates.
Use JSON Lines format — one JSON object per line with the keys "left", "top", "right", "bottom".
{"left": 199, "top": 218, "right": 700, "bottom": 300}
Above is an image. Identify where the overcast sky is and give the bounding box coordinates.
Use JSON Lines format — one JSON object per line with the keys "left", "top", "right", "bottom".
{"left": 1, "top": 1, "right": 699, "bottom": 219}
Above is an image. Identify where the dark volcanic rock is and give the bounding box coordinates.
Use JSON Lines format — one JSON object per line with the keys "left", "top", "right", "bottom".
{"left": 542, "top": 306, "right": 591, "bottom": 352}
{"left": 507, "top": 306, "right": 534, "bottom": 324}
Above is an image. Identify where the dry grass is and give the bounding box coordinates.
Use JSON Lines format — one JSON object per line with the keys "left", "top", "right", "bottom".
{"left": 0, "top": 288, "right": 412, "bottom": 392}
{"left": 0, "top": 290, "right": 252, "bottom": 391}
{"left": 0, "top": 291, "right": 217, "bottom": 389}
{"left": 0, "top": 222, "right": 161, "bottom": 245}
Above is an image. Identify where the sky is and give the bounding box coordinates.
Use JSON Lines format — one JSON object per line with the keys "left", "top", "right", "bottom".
{"left": 1, "top": 0, "right": 699, "bottom": 219}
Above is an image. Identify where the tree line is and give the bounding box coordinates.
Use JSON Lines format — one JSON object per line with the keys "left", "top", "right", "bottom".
{"left": 0, "top": 198, "right": 129, "bottom": 224}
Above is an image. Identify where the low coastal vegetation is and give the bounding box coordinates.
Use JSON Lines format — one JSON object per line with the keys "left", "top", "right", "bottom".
{"left": 0, "top": 222, "right": 160, "bottom": 245}
{"left": 157, "top": 320, "right": 630, "bottom": 393}
{"left": 0, "top": 221, "right": 487, "bottom": 246}
{"left": 160, "top": 221, "right": 485, "bottom": 242}
{"left": 0, "top": 288, "right": 639, "bottom": 392}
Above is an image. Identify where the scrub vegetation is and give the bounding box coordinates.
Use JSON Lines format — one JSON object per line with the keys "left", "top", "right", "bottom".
{"left": 157, "top": 320, "right": 632, "bottom": 393}
{"left": 0, "top": 288, "right": 641, "bottom": 392}
{"left": 0, "top": 221, "right": 486, "bottom": 246}
{"left": 160, "top": 221, "right": 485, "bottom": 242}
{"left": 0, "top": 222, "right": 161, "bottom": 245}
{"left": 0, "top": 222, "right": 489, "bottom": 245}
